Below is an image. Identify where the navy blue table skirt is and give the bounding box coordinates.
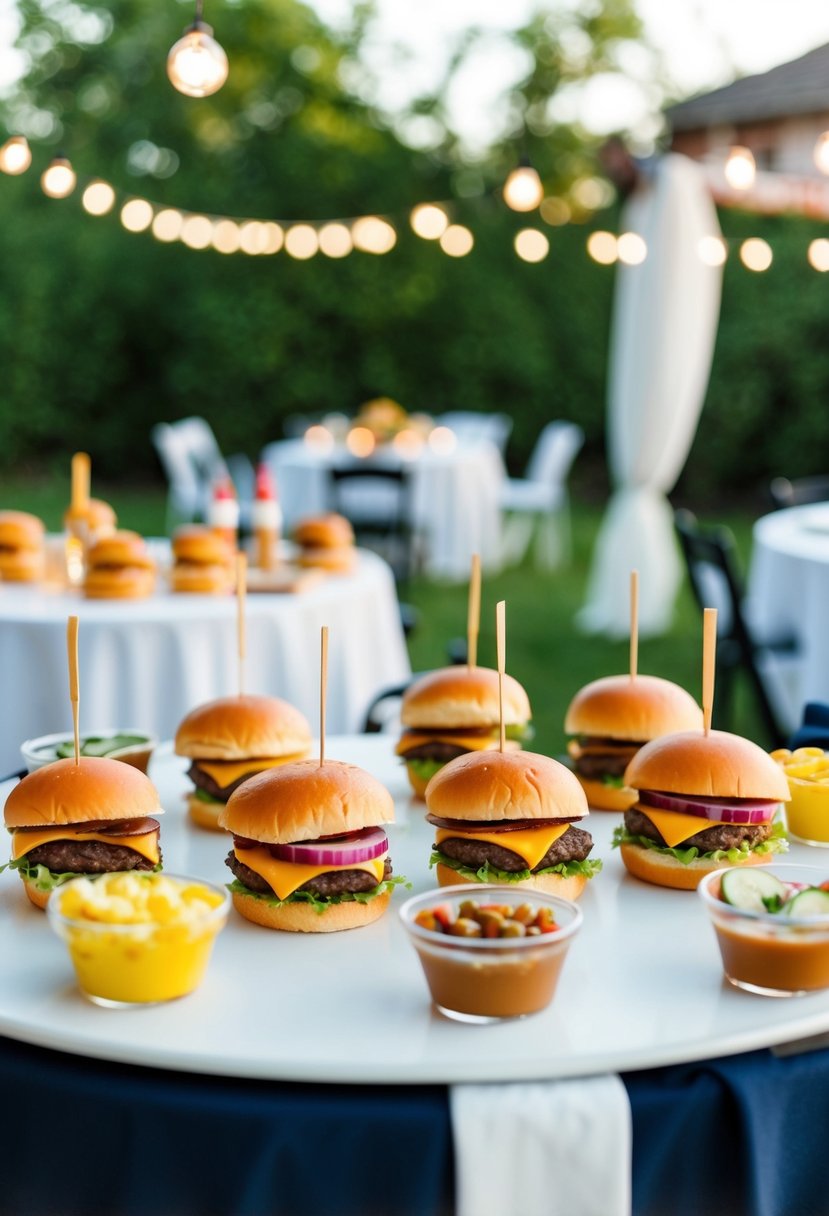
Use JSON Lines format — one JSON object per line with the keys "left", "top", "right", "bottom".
{"left": 0, "top": 1035, "right": 827, "bottom": 1216}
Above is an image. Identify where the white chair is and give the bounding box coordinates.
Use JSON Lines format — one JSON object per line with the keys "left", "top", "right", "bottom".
{"left": 500, "top": 421, "right": 584, "bottom": 569}
{"left": 436, "top": 411, "right": 513, "bottom": 456}
{"left": 151, "top": 417, "right": 254, "bottom": 532}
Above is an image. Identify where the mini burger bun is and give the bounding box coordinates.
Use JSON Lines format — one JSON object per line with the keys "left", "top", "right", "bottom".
{"left": 565, "top": 674, "right": 703, "bottom": 741}
{"left": 425, "top": 748, "right": 588, "bottom": 824}
{"left": 624, "top": 729, "right": 790, "bottom": 802}
{"left": 403, "top": 761, "right": 434, "bottom": 802}
{"left": 574, "top": 775, "right": 638, "bottom": 813}
{"left": 63, "top": 498, "right": 117, "bottom": 532}
{"left": 185, "top": 792, "right": 226, "bottom": 832}
{"left": 0, "top": 510, "right": 45, "bottom": 549}
{"left": 84, "top": 566, "right": 156, "bottom": 599}
{"left": 618, "top": 840, "right": 772, "bottom": 891}
{"left": 0, "top": 548, "right": 44, "bottom": 582}
{"left": 22, "top": 878, "right": 51, "bottom": 911}
{"left": 170, "top": 562, "right": 234, "bottom": 595}
{"left": 3, "top": 756, "right": 161, "bottom": 829}
{"left": 230, "top": 888, "right": 391, "bottom": 933}
{"left": 296, "top": 546, "right": 356, "bottom": 573}
{"left": 293, "top": 513, "right": 354, "bottom": 549}
{"left": 171, "top": 525, "right": 234, "bottom": 565}
{"left": 401, "top": 666, "right": 531, "bottom": 731}
{"left": 434, "top": 861, "right": 587, "bottom": 901}
{"left": 219, "top": 757, "right": 394, "bottom": 842}
{"left": 175, "top": 694, "right": 312, "bottom": 761}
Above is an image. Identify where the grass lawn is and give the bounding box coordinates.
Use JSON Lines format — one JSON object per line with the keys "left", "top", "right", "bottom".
{"left": 0, "top": 474, "right": 768, "bottom": 753}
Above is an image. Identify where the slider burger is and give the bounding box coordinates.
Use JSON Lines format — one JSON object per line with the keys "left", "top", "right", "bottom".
{"left": 565, "top": 674, "right": 703, "bottom": 811}
{"left": 175, "top": 694, "right": 312, "bottom": 831}
{"left": 615, "top": 729, "right": 790, "bottom": 890}
{"left": 294, "top": 513, "right": 355, "bottom": 574}
{"left": 170, "top": 525, "right": 234, "bottom": 594}
{"left": 2, "top": 757, "right": 163, "bottom": 910}
{"left": 426, "top": 749, "right": 601, "bottom": 899}
{"left": 219, "top": 759, "right": 402, "bottom": 931}
{"left": 63, "top": 497, "right": 117, "bottom": 545}
{"left": 0, "top": 510, "right": 45, "bottom": 582}
{"left": 83, "top": 530, "right": 156, "bottom": 599}
{"left": 396, "top": 666, "right": 532, "bottom": 799}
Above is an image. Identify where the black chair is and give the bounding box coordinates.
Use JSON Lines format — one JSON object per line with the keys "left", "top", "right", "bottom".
{"left": 674, "top": 508, "right": 797, "bottom": 748}
{"left": 361, "top": 648, "right": 471, "bottom": 733}
{"left": 328, "top": 464, "right": 417, "bottom": 585}
{"left": 769, "top": 475, "right": 829, "bottom": 511}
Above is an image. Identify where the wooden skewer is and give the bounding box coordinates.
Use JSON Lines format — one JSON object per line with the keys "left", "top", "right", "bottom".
{"left": 236, "top": 552, "right": 247, "bottom": 697}
{"left": 71, "top": 452, "right": 90, "bottom": 513}
{"left": 702, "top": 607, "right": 717, "bottom": 737}
{"left": 629, "top": 569, "right": 639, "bottom": 681}
{"left": 67, "top": 615, "right": 80, "bottom": 765}
{"left": 319, "top": 625, "right": 328, "bottom": 767}
{"left": 467, "top": 553, "right": 481, "bottom": 669}
{"left": 496, "top": 600, "right": 506, "bottom": 754}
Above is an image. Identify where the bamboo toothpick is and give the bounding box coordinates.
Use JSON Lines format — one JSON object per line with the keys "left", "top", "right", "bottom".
{"left": 319, "top": 625, "right": 329, "bottom": 767}
{"left": 236, "top": 552, "right": 247, "bottom": 697}
{"left": 467, "top": 553, "right": 481, "bottom": 669}
{"left": 702, "top": 607, "right": 717, "bottom": 737}
{"left": 496, "top": 600, "right": 506, "bottom": 754}
{"left": 629, "top": 569, "right": 639, "bottom": 681}
{"left": 70, "top": 452, "right": 90, "bottom": 512}
{"left": 67, "top": 615, "right": 80, "bottom": 765}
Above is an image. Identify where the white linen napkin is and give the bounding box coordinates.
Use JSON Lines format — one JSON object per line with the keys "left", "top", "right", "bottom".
{"left": 450, "top": 1075, "right": 632, "bottom": 1216}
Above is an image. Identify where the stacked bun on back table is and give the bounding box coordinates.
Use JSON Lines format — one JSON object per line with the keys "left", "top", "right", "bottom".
{"left": 0, "top": 735, "right": 828, "bottom": 1216}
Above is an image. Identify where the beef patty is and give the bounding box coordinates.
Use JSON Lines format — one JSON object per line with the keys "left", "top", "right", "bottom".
{"left": 189, "top": 762, "right": 262, "bottom": 802}
{"left": 226, "top": 850, "right": 393, "bottom": 897}
{"left": 625, "top": 806, "right": 773, "bottom": 853}
{"left": 25, "top": 838, "right": 160, "bottom": 874}
{"left": 436, "top": 825, "right": 593, "bottom": 873}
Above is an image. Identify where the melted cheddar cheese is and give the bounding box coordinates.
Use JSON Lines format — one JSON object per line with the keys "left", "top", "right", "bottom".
{"left": 434, "top": 823, "right": 570, "bottom": 870}
{"left": 636, "top": 807, "right": 731, "bottom": 849}
{"left": 195, "top": 755, "right": 306, "bottom": 787}
{"left": 12, "top": 826, "right": 160, "bottom": 865}
{"left": 395, "top": 732, "right": 500, "bottom": 757}
{"left": 234, "top": 844, "right": 387, "bottom": 901}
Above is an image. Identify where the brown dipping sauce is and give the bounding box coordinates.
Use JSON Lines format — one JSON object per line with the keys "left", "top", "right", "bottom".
{"left": 714, "top": 921, "right": 829, "bottom": 993}
{"left": 412, "top": 936, "right": 572, "bottom": 1018}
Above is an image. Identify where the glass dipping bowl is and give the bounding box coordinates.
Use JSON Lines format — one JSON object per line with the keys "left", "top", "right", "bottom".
{"left": 48, "top": 872, "right": 229, "bottom": 1007}
{"left": 698, "top": 865, "right": 829, "bottom": 997}
{"left": 400, "top": 884, "right": 582, "bottom": 1023}
{"left": 21, "top": 729, "right": 157, "bottom": 775}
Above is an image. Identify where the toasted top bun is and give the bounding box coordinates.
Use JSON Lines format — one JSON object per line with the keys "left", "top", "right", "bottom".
{"left": 174, "top": 694, "right": 312, "bottom": 760}
{"left": 172, "top": 525, "right": 234, "bottom": 565}
{"left": 4, "top": 756, "right": 161, "bottom": 828}
{"left": 564, "top": 674, "right": 702, "bottom": 742}
{"left": 401, "top": 666, "right": 531, "bottom": 730}
{"left": 219, "top": 758, "right": 394, "bottom": 842}
{"left": 294, "top": 514, "right": 354, "bottom": 549}
{"left": 425, "top": 748, "right": 588, "bottom": 823}
{"left": 63, "top": 498, "right": 117, "bottom": 530}
{"left": 624, "top": 729, "right": 790, "bottom": 802}
{"left": 0, "top": 510, "right": 45, "bottom": 550}
{"left": 87, "top": 530, "right": 156, "bottom": 570}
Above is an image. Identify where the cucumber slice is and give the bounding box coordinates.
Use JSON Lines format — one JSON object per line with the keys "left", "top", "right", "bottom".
{"left": 720, "top": 868, "right": 787, "bottom": 911}
{"left": 786, "top": 888, "right": 829, "bottom": 917}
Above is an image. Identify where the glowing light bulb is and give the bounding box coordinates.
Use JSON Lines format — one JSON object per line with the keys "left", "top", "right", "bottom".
{"left": 167, "top": 8, "right": 228, "bottom": 99}
{"left": 41, "top": 156, "right": 76, "bottom": 199}
{"left": 120, "top": 198, "right": 154, "bottom": 233}
{"left": 318, "top": 222, "right": 353, "bottom": 258}
{"left": 724, "top": 146, "right": 756, "bottom": 191}
{"left": 503, "top": 162, "right": 543, "bottom": 212}
{"left": 410, "top": 204, "right": 448, "bottom": 240}
{"left": 586, "top": 231, "right": 618, "bottom": 265}
{"left": 808, "top": 239, "right": 829, "bottom": 272}
{"left": 698, "top": 235, "right": 727, "bottom": 267}
{"left": 740, "top": 238, "right": 772, "bottom": 272}
{"left": 284, "top": 224, "right": 319, "bottom": 259}
{"left": 152, "top": 208, "right": 183, "bottom": 242}
{"left": 617, "top": 232, "right": 647, "bottom": 265}
{"left": 346, "top": 426, "right": 376, "bottom": 458}
{"left": 181, "top": 214, "right": 213, "bottom": 249}
{"left": 0, "top": 135, "right": 31, "bottom": 175}
{"left": 514, "top": 228, "right": 549, "bottom": 263}
{"left": 815, "top": 133, "right": 829, "bottom": 176}
{"left": 352, "top": 216, "right": 396, "bottom": 254}
{"left": 82, "top": 180, "right": 116, "bottom": 216}
{"left": 439, "top": 224, "right": 473, "bottom": 257}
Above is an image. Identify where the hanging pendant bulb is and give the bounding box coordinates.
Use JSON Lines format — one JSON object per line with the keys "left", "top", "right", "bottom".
{"left": 503, "top": 158, "right": 544, "bottom": 212}
{"left": 167, "top": 0, "right": 228, "bottom": 98}
{"left": 724, "top": 146, "right": 756, "bottom": 191}
{"left": 0, "top": 135, "right": 32, "bottom": 175}
{"left": 41, "top": 155, "right": 76, "bottom": 199}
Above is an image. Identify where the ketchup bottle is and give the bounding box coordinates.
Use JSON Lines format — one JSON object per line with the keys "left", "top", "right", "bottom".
{"left": 207, "top": 473, "right": 240, "bottom": 551}
{"left": 252, "top": 463, "right": 282, "bottom": 571}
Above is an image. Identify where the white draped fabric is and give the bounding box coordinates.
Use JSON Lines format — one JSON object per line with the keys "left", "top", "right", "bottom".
{"left": 578, "top": 153, "right": 723, "bottom": 637}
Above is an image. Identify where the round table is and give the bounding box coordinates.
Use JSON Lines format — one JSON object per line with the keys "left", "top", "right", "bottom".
{"left": 261, "top": 438, "right": 505, "bottom": 581}
{"left": 747, "top": 503, "right": 829, "bottom": 728}
{"left": 0, "top": 551, "right": 410, "bottom": 774}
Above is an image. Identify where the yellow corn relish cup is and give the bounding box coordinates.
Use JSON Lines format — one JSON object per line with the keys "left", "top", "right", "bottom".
{"left": 48, "top": 872, "right": 229, "bottom": 1007}
{"left": 771, "top": 748, "right": 829, "bottom": 847}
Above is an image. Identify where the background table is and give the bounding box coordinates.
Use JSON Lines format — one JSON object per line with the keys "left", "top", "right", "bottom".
{"left": 747, "top": 502, "right": 829, "bottom": 730}
{"left": 0, "top": 552, "right": 410, "bottom": 774}
{"left": 262, "top": 438, "right": 504, "bottom": 581}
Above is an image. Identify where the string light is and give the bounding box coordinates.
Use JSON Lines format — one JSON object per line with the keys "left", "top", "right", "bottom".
{"left": 239, "top": 220, "right": 270, "bottom": 255}
{"left": 503, "top": 159, "right": 543, "bottom": 212}
{"left": 120, "top": 198, "right": 154, "bottom": 232}
{"left": 586, "top": 231, "right": 618, "bottom": 265}
{"left": 167, "top": 0, "right": 228, "bottom": 98}
{"left": 81, "top": 179, "right": 115, "bottom": 216}
{"left": 211, "top": 219, "right": 241, "bottom": 254}
{"left": 724, "top": 146, "right": 756, "bottom": 191}
{"left": 514, "top": 228, "right": 550, "bottom": 263}
{"left": 180, "top": 214, "right": 213, "bottom": 249}
{"left": 284, "top": 224, "right": 319, "bottom": 259}
{"left": 152, "top": 208, "right": 183, "bottom": 242}
{"left": 318, "top": 222, "right": 353, "bottom": 258}
{"left": 439, "top": 224, "right": 474, "bottom": 257}
{"left": 346, "top": 426, "right": 376, "bottom": 458}
{"left": 698, "top": 235, "right": 727, "bottom": 267}
{"left": 739, "top": 237, "right": 772, "bottom": 271}
{"left": 814, "top": 134, "right": 829, "bottom": 176}
{"left": 807, "top": 239, "right": 829, "bottom": 272}
{"left": 41, "top": 156, "right": 76, "bottom": 199}
{"left": 352, "top": 216, "right": 396, "bottom": 254}
{"left": 0, "top": 135, "right": 31, "bottom": 175}
{"left": 410, "top": 204, "right": 448, "bottom": 239}
{"left": 616, "top": 232, "right": 647, "bottom": 265}
{"left": 261, "top": 223, "right": 284, "bottom": 255}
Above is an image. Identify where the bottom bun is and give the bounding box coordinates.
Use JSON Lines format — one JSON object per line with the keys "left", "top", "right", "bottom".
{"left": 297, "top": 546, "right": 355, "bottom": 573}
{"left": 84, "top": 567, "right": 156, "bottom": 599}
{"left": 231, "top": 888, "right": 391, "bottom": 932}
{"left": 171, "top": 563, "right": 234, "bottom": 594}
{"left": 22, "top": 876, "right": 50, "bottom": 910}
{"left": 0, "top": 550, "right": 44, "bottom": 582}
{"left": 435, "top": 862, "right": 587, "bottom": 902}
{"left": 619, "top": 842, "right": 771, "bottom": 891}
{"left": 405, "top": 763, "right": 433, "bottom": 801}
{"left": 186, "top": 793, "right": 227, "bottom": 832}
{"left": 575, "top": 775, "right": 638, "bottom": 812}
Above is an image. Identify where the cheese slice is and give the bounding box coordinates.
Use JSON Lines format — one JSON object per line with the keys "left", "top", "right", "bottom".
{"left": 435, "top": 824, "right": 569, "bottom": 870}
{"left": 394, "top": 732, "right": 521, "bottom": 757}
{"left": 636, "top": 807, "right": 730, "bottom": 849}
{"left": 234, "top": 845, "right": 387, "bottom": 902}
{"left": 12, "top": 826, "right": 160, "bottom": 865}
{"left": 196, "top": 755, "right": 306, "bottom": 787}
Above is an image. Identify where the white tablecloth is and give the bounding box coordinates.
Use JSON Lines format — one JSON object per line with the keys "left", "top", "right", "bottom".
{"left": 262, "top": 439, "right": 505, "bottom": 581}
{"left": 746, "top": 503, "right": 829, "bottom": 729}
{"left": 0, "top": 550, "right": 410, "bottom": 773}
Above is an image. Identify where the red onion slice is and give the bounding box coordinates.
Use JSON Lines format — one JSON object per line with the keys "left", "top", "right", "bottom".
{"left": 639, "top": 789, "right": 779, "bottom": 825}
{"left": 269, "top": 826, "right": 388, "bottom": 866}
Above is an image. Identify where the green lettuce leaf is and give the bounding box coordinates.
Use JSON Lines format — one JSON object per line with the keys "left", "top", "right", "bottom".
{"left": 611, "top": 820, "right": 788, "bottom": 865}
{"left": 193, "top": 788, "right": 224, "bottom": 805}
{"left": 405, "top": 758, "right": 445, "bottom": 784}
{"left": 505, "top": 722, "right": 534, "bottom": 743}
{"left": 0, "top": 855, "right": 163, "bottom": 893}
{"left": 429, "top": 850, "right": 602, "bottom": 884}
{"left": 602, "top": 774, "right": 626, "bottom": 789}
{"left": 227, "top": 873, "right": 410, "bottom": 916}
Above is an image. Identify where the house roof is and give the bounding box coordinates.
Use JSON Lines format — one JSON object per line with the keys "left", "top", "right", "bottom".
{"left": 667, "top": 42, "right": 829, "bottom": 131}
